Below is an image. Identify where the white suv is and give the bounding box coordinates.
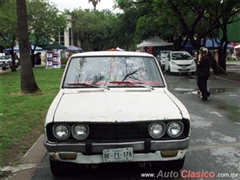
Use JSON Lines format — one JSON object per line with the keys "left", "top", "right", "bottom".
{"left": 43, "top": 51, "right": 191, "bottom": 176}
{"left": 165, "top": 51, "right": 196, "bottom": 74}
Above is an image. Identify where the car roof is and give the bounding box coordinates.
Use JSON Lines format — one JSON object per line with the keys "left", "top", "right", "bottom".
{"left": 70, "top": 51, "right": 154, "bottom": 58}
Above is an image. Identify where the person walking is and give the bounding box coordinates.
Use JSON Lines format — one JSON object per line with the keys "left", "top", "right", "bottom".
{"left": 196, "top": 47, "right": 211, "bottom": 101}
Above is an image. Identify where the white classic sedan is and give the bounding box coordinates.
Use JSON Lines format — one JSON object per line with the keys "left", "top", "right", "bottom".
{"left": 43, "top": 51, "right": 191, "bottom": 176}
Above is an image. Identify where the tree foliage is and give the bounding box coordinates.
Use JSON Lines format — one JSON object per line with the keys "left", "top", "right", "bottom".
{"left": 27, "top": 0, "right": 67, "bottom": 46}
{"left": 72, "top": 9, "right": 119, "bottom": 51}
{"left": 116, "top": 0, "right": 240, "bottom": 73}
{"left": 0, "top": 0, "right": 19, "bottom": 71}
{"left": 0, "top": 0, "right": 17, "bottom": 47}
{"left": 26, "top": 0, "right": 67, "bottom": 66}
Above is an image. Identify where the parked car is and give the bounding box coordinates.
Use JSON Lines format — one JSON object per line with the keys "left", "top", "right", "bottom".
{"left": 0, "top": 56, "right": 10, "bottom": 70}
{"left": 164, "top": 51, "right": 196, "bottom": 74}
{"left": 157, "top": 50, "right": 171, "bottom": 70}
{"left": 43, "top": 51, "right": 191, "bottom": 176}
{"left": 7, "top": 56, "right": 20, "bottom": 69}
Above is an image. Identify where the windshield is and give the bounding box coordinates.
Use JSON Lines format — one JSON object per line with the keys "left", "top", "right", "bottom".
{"left": 63, "top": 56, "right": 165, "bottom": 88}
{"left": 172, "top": 52, "right": 192, "bottom": 60}
{"left": 161, "top": 53, "right": 168, "bottom": 58}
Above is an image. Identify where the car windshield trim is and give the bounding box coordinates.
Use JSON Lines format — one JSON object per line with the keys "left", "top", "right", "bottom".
{"left": 62, "top": 55, "right": 165, "bottom": 88}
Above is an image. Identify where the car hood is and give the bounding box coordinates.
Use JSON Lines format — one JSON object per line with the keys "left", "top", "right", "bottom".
{"left": 51, "top": 88, "right": 184, "bottom": 122}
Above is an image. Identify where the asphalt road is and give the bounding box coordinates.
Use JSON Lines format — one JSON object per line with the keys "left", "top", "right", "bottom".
{"left": 2, "top": 72, "right": 240, "bottom": 180}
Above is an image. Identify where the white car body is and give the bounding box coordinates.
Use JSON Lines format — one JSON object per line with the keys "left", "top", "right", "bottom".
{"left": 43, "top": 51, "right": 191, "bottom": 175}
{"left": 165, "top": 51, "right": 196, "bottom": 74}
{"left": 0, "top": 56, "right": 10, "bottom": 70}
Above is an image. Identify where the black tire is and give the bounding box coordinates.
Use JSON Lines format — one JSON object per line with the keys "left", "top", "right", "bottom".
{"left": 49, "top": 157, "right": 75, "bottom": 176}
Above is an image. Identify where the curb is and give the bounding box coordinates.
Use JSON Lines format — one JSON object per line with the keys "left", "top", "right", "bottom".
{"left": 1, "top": 134, "right": 46, "bottom": 180}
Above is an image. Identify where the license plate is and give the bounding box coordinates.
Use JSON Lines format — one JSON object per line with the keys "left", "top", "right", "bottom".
{"left": 103, "top": 147, "right": 133, "bottom": 162}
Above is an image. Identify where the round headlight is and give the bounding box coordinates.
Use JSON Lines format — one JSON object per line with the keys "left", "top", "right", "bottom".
{"left": 71, "top": 124, "right": 89, "bottom": 140}
{"left": 53, "top": 124, "right": 70, "bottom": 140}
{"left": 148, "top": 123, "right": 166, "bottom": 139}
{"left": 167, "top": 121, "right": 183, "bottom": 137}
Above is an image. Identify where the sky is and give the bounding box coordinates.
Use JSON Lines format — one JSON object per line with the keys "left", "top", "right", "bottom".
{"left": 49, "top": 0, "right": 117, "bottom": 12}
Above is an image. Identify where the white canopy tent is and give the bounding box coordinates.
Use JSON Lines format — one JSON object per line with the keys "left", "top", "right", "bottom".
{"left": 234, "top": 44, "right": 240, "bottom": 49}
{"left": 137, "top": 36, "right": 173, "bottom": 48}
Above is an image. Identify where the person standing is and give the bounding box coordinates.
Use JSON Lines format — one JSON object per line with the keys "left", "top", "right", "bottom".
{"left": 196, "top": 47, "right": 211, "bottom": 101}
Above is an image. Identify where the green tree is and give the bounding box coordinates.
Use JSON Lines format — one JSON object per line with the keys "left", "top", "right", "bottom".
{"left": 112, "top": 10, "right": 140, "bottom": 50}
{"left": 152, "top": 0, "right": 240, "bottom": 73}
{"left": 117, "top": 0, "right": 240, "bottom": 73}
{"left": 116, "top": 0, "right": 186, "bottom": 50}
{"left": 17, "top": 0, "right": 40, "bottom": 93}
{"left": 207, "top": 0, "right": 240, "bottom": 71}
{"left": 72, "top": 9, "right": 117, "bottom": 51}
{"left": 27, "top": 0, "right": 67, "bottom": 66}
{"left": 0, "top": 0, "right": 18, "bottom": 71}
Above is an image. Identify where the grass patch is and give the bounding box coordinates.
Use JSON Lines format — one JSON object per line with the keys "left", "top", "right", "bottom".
{"left": 227, "top": 59, "right": 240, "bottom": 62}
{"left": 0, "top": 67, "right": 65, "bottom": 167}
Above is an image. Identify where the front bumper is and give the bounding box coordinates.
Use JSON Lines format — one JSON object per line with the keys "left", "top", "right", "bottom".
{"left": 171, "top": 64, "right": 196, "bottom": 73}
{"left": 43, "top": 137, "right": 190, "bottom": 163}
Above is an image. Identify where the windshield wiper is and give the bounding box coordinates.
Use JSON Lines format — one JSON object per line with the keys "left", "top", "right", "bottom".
{"left": 66, "top": 82, "right": 109, "bottom": 89}
{"left": 109, "top": 81, "right": 154, "bottom": 90}
{"left": 109, "top": 81, "right": 135, "bottom": 85}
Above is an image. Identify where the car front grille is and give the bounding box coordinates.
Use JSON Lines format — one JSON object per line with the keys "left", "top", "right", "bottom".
{"left": 88, "top": 123, "right": 149, "bottom": 140}
{"left": 177, "top": 64, "right": 191, "bottom": 67}
{"left": 46, "top": 120, "right": 190, "bottom": 142}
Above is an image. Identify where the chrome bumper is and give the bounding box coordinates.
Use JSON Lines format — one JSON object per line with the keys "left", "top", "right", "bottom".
{"left": 43, "top": 138, "right": 190, "bottom": 154}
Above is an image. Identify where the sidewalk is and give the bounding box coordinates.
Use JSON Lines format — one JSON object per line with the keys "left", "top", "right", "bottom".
{"left": 0, "top": 135, "right": 46, "bottom": 180}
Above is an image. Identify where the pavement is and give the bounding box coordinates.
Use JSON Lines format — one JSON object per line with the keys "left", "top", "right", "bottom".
{"left": 0, "top": 61, "right": 240, "bottom": 180}
{"left": 225, "top": 61, "right": 240, "bottom": 73}
{"left": 1, "top": 135, "right": 46, "bottom": 180}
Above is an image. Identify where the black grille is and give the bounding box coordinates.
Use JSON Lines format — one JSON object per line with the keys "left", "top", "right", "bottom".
{"left": 46, "top": 120, "right": 190, "bottom": 142}
{"left": 177, "top": 64, "right": 191, "bottom": 67}
{"left": 88, "top": 123, "right": 149, "bottom": 140}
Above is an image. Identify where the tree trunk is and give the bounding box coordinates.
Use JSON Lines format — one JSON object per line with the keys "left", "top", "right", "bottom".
{"left": 30, "top": 49, "right": 35, "bottom": 67}
{"left": 10, "top": 36, "right": 17, "bottom": 72}
{"left": 17, "top": 0, "right": 40, "bottom": 93}
{"left": 217, "top": 21, "right": 228, "bottom": 74}
{"left": 10, "top": 52, "right": 17, "bottom": 72}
